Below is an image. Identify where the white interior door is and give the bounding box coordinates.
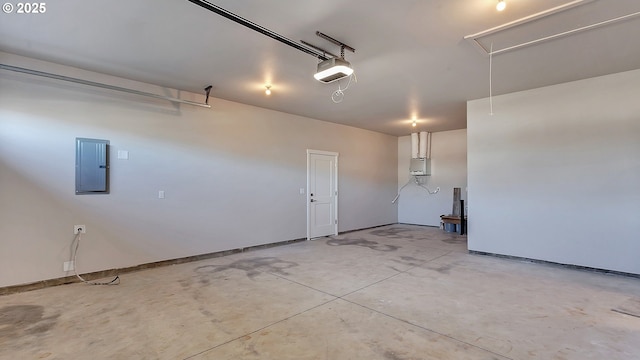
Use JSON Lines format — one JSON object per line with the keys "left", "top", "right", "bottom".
{"left": 307, "top": 150, "right": 338, "bottom": 239}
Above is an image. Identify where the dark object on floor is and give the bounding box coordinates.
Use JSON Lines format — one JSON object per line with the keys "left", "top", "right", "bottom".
{"left": 459, "top": 199, "right": 466, "bottom": 235}
{"left": 612, "top": 298, "right": 640, "bottom": 318}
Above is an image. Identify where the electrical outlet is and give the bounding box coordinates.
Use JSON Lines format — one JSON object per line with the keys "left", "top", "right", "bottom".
{"left": 63, "top": 261, "right": 74, "bottom": 272}
{"left": 73, "top": 225, "right": 86, "bottom": 234}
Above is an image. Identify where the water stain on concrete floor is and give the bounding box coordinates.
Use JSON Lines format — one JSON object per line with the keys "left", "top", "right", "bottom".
{"left": 194, "top": 257, "right": 299, "bottom": 280}
{"left": 369, "top": 227, "right": 414, "bottom": 239}
{"left": 391, "top": 256, "right": 425, "bottom": 267}
{"left": 424, "top": 262, "right": 457, "bottom": 274}
{"left": 0, "top": 305, "right": 59, "bottom": 340}
{"left": 612, "top": 297, "right": 640, "bottom": 318}
{"left": 326, "top": 238, "right": 400, "bottom": 252}
{"left": 370, "top": 227, "right": 443, "bottom": 242}
{"left": 442, "top": 237, "right": 466, "bottom": 244}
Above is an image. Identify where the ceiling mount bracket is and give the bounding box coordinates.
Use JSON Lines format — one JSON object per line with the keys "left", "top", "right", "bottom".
{"left": 300, "top": 40, "right": 339, "bottom": 59}
{"left": 316, "top": 31, "right": 355, "bottom": 54}
{"left": 204, "top": 85, "right": 212, "bottom": 105}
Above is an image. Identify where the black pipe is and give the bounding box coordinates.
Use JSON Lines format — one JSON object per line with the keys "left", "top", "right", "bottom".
{"left": 186, "top": 0, "right": 329, "bottom": 61}
{"left": 459, "top": 200, "right": 466, "bottom": 235}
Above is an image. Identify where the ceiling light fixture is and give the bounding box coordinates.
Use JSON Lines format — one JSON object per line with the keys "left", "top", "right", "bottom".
{"left": 314, "top": 57, "right": 353, "bottom": 83}
{"left": 265, "top": 85, "right": 271, "bottom": 95}
{"left": 412, "top": 120, "right": 417, "bottom": 127}
{"left": 496, "top": 0, "right": 506, "bottom": 11}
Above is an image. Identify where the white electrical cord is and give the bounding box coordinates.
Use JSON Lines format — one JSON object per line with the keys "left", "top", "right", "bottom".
{"left": 392, "top": 178, "right": 412, "bottom": 203}
{"left": 417, "top": 182, "right": 440, "bottom": 195}
{"left": 332, "top": 72, "right": 357, "bottom": 103}
{"left": 392, "top": 176, "right": 440, "bottom": 203}
{"left": 72, "top": 232, "right": 120, "bottom": 286}
{"left": 413, "top": 176, "right": 440, "bottom": 195}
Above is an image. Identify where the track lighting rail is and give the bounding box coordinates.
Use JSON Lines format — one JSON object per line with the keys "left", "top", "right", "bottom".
{"left": 186, "top": 0, "right": 329, "bottom": 61}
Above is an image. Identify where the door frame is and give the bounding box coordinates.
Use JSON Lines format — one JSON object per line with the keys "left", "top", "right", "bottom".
{"left": 306, "top": 149, "right": 339, "bottom": 240}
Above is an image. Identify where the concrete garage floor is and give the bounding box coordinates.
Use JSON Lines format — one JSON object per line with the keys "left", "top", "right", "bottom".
{"left": 1, "top": 224, "right": 639, "bottom": 359}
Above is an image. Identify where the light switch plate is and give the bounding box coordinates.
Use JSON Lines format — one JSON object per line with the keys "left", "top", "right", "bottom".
{"left": 117, "top": 150, "right": 129, "bottom": 160}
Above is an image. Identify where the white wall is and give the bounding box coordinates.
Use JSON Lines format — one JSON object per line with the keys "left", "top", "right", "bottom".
{"left": 397, "top": 129, "right": 467, "bottom": 226}
{"left": 0, "top": 52, "right": 398, "bottom": 287}
{"left": 467, "top": 69, "right": 640, "bottom": 275}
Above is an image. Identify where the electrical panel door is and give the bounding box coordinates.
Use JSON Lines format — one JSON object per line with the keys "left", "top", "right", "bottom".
{"left": 75, "top": 138, "right": 109, "bottom": 194}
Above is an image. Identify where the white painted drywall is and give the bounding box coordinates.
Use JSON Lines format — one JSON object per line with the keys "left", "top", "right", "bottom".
{"left": 397, "top": 130, "right": 467, "bottom": 226}
{"left": 0, "top": 52, "right": 398, "bottom": 287}
{"left": 467, "top": 69, "right": 640, "bottom": 275}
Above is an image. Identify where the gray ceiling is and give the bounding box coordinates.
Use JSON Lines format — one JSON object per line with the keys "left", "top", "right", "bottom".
{"left": 1, "top": 0, "right": 639, "bottom": 136}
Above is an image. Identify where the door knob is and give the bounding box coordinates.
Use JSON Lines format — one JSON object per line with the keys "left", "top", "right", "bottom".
{"left": 310, "top": 199, "right": 316, "bottom": 202}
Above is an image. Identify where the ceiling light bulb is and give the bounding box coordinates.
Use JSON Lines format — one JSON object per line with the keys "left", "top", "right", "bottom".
{"left": 265, "top": 85, "right": 271, "bottom": 95}
{"left": 412, "top": 121, "right": 417, "bottom": 127}
{"left": 496, "top": 0, "right": 506, "bottom": 11}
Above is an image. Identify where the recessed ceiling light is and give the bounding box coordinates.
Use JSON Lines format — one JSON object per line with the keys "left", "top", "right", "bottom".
{"left": 497, "top": 0, "right": 506, "bottom": 11}
{"left": 265, "top": 85, "right": 271, "bottom": 95}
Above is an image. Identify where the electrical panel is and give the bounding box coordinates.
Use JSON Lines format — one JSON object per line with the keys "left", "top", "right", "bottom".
{"left": 75, "top": 138, "right": 109, "bottom": 194}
